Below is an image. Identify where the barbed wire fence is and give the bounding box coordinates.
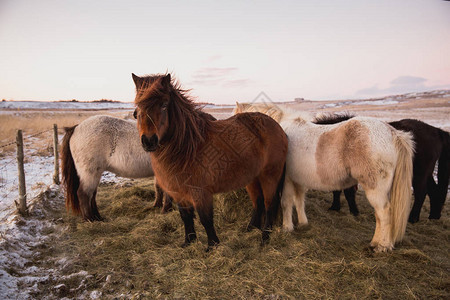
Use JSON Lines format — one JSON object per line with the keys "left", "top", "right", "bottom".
{"left": 0, "top": 125, "right": 60, "bottom": 216}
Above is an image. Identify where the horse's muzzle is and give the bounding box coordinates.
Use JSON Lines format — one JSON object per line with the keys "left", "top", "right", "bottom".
{"left": 141, "top": 134, "right": 158, "bottom": 152}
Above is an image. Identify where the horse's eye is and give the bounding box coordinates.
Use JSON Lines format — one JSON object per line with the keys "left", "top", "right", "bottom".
{"left": 133, "top": 109, "right": 137, "bottom": 119}
{"left": 161, "top": 103, "right": 168, "bottom": 111}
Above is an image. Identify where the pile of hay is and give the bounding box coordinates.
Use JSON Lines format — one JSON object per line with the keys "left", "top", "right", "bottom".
{"left": 34, "top": 180, "right": 449, "bottom": 299}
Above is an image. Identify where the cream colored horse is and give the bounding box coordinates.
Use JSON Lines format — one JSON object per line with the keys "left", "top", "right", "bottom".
{"left": 234, "top": 103, "right": 414, "bottom": 252}
{"left": 61, "top": 115, "right": 170, "bottom": 221}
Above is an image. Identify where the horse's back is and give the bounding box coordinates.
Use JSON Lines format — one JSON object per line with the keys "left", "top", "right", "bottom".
{"left": 390, "top": 119, "right": 443, "bottom": 161}
{"left": 70, "top": 115, "right": 153, "bottom": 179}
{"left": 228, "top": 112, "right": 288, "bottom": 158}
{"left": 285, "top": 116, "right": 399, "bottom": 191}
{"left": 198, "top": 112, "right": 288, "bottom": 193}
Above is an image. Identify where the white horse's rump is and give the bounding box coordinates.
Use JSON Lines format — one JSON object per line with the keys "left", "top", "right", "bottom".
{"left": 235, "top": 103, "right": 414, "bottom": 252}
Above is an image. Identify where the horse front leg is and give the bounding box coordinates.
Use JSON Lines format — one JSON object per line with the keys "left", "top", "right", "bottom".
{"left": 162, "top": 193, "right": 173, "bottom": 213}
{"left": 192, "top": 191, "right": 219, "bottom": 250}
{"left": 178, "top": 205, "right": 197, "bottom": 247}
{"left": 153, "top": 180, "right": 164, "bottom": 208}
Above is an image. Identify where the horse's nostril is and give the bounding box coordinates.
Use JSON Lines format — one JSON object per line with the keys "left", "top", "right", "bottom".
{"left": 141, "top": 134, "right": 158, "bottom": 152}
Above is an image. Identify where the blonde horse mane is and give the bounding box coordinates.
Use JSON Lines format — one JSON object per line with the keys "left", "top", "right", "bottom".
{"left": 234, "top": 102, "right": 312, "bottom": 123}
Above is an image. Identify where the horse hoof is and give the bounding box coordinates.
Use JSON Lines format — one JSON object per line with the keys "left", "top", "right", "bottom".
{"left": 84, "top": 215, "right": 103, "bottom": 222}
{"left": 205, "top": 244, "right": 219, "bottom": 252}
{"left": 246, "top": 224, "right": 260, "bottom": 232}
{"left": 181, "top": 242, "right": 191, "bottom": 248}
{"left": 328, "top": 206, "right": 340, "bottom": 212}
{"left": 261, "top": 230, "right": 271, "bottom": 245}
{"left": 371, "top": 244, "right": 393, "bottom": 253}
{"left": 428, "top": 214, "right": 441, "bottom": 220}
{"left": 408, "top": 216, "right": 419, "bottom": 223}
{"left": 351, "top": 211, "right": 359, "bottom": 217}
{"left": 282, "top": 225, "right": 294, "bottom": 232}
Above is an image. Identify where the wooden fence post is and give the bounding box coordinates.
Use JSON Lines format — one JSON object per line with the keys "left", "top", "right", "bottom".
{"left": 16, "top": 129, "right": 28, "bottom": 216}
{"left": 53, "top": 124, "right": 60, "bottom": 184}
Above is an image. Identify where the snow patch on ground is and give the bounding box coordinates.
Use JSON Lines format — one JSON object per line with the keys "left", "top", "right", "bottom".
{"left": 0, "top": 101, "right": 134, "bottom": 111}
{"left": 0, "top": 144, "right": 124, "bottom": 298}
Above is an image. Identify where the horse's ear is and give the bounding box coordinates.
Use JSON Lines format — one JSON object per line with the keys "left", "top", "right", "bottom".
{"left": 235, "top": 101, "right": 241, "bottom": 113}
{"left": 132, "top": 73, "right": 142, "bottom": 89}
{"left": 161, "top": 74, "right": 171, "bottom": 88}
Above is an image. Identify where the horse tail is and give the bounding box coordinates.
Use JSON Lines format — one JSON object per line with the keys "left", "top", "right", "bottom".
{"left": 436, "top": 129, "right": 450, "bottom": 202}
{"left": 390, "top": 129, "right": 415, "bottom": 243}
{"left": 61, "top": 125, "right": 81, "bottom": 216}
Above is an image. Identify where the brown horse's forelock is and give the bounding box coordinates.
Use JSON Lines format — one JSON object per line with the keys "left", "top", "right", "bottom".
{"left": 135, "top": 75, "right": 215, "bottom": 173}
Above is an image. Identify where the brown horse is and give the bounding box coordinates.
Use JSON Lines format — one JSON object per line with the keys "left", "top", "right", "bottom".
{"left": 132, "top": 73, "right": 288, "bottom": 248}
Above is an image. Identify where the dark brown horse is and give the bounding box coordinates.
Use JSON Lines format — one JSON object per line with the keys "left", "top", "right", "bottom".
{"left": 316, "top": 115, "right": 449, "bottom": 222}
{"left": 132, "top": 73, "right": 288, "bottom": 248}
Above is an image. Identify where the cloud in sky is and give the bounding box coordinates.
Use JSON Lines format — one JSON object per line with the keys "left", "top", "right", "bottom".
{"left": 223, "top": 79, "right": 251, "bottom": 88}
{"left": 204, "top": 55, "right": 222, "bottom": 63}
{"left": 390, "top": 76, "right": 427, "bottom": 86}
{"left": 189, "top": 67, "right": 250, "bottom": 88}
{"left": 356, "top": 76, "right": 450, "bottom": 98}
{"left": 191, "top": 67, "right": 238, "bottom": 81}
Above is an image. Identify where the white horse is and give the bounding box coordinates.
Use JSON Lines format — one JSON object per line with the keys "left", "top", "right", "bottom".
{"left": 234, "top": 103, "right": 414, "bottom": 252}
{"left": 61, "top": 115, "right": 170, "bottom": 221}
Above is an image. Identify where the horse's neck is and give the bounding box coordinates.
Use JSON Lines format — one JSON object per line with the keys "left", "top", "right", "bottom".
{"left": 153, "top": 113, "right": 208, "bottom": 172}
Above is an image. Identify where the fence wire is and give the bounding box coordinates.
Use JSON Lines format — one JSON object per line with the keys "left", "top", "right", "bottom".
{"left": 0, "top": 129, "right": 57, "bottom": 212}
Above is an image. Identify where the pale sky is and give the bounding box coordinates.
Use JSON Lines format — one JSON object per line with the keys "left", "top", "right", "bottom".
{"left": 1, "top": 0, "right": 450, "bottom": 104}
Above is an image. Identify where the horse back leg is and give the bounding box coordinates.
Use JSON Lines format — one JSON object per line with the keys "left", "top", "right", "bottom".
{"left": 258, "top": 171, "right": 284, "bottom": 243}
{"left": 77, "top": 184, "right": 102, "bottom": 221}
{"left": 409, "top": 173, "right": 431, "bottom": 223}
{"left": 329, "top": 190, "right": 342, "bottom": 212}
{"left": 364, "top": 187, "right": 393, "bottom": 252}
{"left": 430, "top": 154, "right": 449, "bottom": 219}
{"left": 292, "top": 183, "right": 308, "bottom": 227}
{"left": 245, "top": 179, "right": 264, "bottom": 231}
{"left": 344, "top": 186, "right": 359, "bottom": 216}
{"left": 281, "top": 177, "right": 297, "bottom": 232}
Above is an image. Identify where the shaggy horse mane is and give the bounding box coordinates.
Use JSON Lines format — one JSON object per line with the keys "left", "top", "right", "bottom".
{"left": 135, "top": 74, "right": 216, "bottom": 172}
{"left": 313, "top": 112, "right": 355, "bottom": 125}
{"left": 234, "top": 103, "right": 285, "bottom": 122}
{"left": 235, "top": 102, "right": 315, "bottom": 123}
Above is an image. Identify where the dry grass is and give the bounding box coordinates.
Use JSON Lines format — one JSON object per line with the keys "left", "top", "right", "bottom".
{"left": 32, "top": 180, "right": 449, "bottom": 299}
{"left": 2, "top": 101, "right": 448, "bottom": 298}
{"left": 0, "top": 111, "right": 128, "bottom": 156}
